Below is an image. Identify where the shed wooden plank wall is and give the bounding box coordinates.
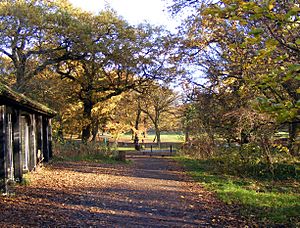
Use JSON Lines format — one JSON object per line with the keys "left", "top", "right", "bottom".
{"left": 0, "top": 105, "right": 53, "bottom": 191}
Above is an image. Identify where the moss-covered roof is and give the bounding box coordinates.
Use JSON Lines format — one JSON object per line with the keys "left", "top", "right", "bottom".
{"left": 0, "top": 83, "right": 56, "bottom": 117}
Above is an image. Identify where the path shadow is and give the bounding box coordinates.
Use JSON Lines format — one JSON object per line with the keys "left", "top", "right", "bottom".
{"left": 51, "top": 155, "right": 187, "bottom": 182}
{"left": 0, "top": 155, "right": 246, "bottom": 227}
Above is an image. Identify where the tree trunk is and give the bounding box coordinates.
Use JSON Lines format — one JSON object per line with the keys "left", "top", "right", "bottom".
{"left": 81, "top": 99, "right": 93, "bottom": 143}
{"left": 288, "top": 120, "right": 300, "bottom": 156}
{"left": 241, "top": 130, "right": 250, "bottom": 145}
{"left": 16, "top": 71, "right": 26, "bottom": 92}
{"left": 91, "top": 119, "right": 99, "bottom": 142}
{"left": 11, "top": 59, "right": 27, "bottom": 92}
{"left": 185, "top": 126, "right": 190, "bottom": 142}
{"left": 82, "top": 127, "right": 91, "bottom": 143}
{"left": 153, "top": 135, "right": 156, "bottom": 143}
{"left": 134, "top": 134, "right": 140, "bottom": 151}
{"left": 155, "top": 125, "right": 161, "bottom": 147}
{"left": 134, "top": 108, "right": 141, "bottom": 151}
{"left": 56, "top": 116, "right": 64, "bottom": 143}
{"left": 239, "top": 130, "right": 249, "bottom": 162}
{"left": 260, "top": 137, "right": 274, "bottom": 178}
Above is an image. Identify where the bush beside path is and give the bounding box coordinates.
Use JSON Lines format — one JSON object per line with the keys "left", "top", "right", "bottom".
{"left": 0, "top": 155, "right": 251, "bottom": 227}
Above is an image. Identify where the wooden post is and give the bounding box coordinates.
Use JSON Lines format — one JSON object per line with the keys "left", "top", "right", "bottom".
{"left": 6, "top": 111, "right": 14, "bottom": 182}
{"left": 48, "top": 119, "right": 53, "bottom": 159}
{"left": 29, "top": 114, "right": 37, "bottom": 171}
{"left": 42, "top": 117, "right": 49, "bottom": 162}
{"left": 21, "top": 115, "right": 30, "bottom": 172}
{"left": 36, "top": 115, "right": 43, "bottom": 164}
{"left": 13, "top": 110, "right": 22, "bottom": 182}
{"left": 0, "top": 106, "right": 6, "bottom": 190}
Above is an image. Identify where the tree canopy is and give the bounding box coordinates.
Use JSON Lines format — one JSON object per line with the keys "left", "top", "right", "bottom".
{"left": 0, "top": 1, "right": 299, "bottom": 226}
{"left": 0, "top": 0, "right": 178, "bottom": 142}
{"left": 168, "top": 0, "right": 300, "bottom": 156}
{"left": 1, "top": 0, "right": 299, "bottom": 153}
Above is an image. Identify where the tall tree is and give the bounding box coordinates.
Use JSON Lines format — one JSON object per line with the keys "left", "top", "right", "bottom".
{"left": 0, "top": 0, "right": 86, "bottom": 91}
{"left": 56, "top": 11, "right": 173, "bottom": 142}
{"left": 169, "top": 0, "right": 300, "bottom": 154}
{"left": 139, "top": 84, "right": 179, "bottom": 145}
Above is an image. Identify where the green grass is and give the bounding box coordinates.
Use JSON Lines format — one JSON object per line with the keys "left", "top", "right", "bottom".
{"left": 117, "top": 145, "right": 179, "bottom": 153}
{"left": 175, "top": 157, "right": 300, "bottom": 226}
{"left": 118, "top": 132, "right": 184, "bottom": 143}
{"left": 116, "top": 147, "right": 136, "bottom": 151}
{"left": 159, "top": 133, "right": 184, "bottom": 142}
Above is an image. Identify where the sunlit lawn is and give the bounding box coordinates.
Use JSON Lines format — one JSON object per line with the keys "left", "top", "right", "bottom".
{"left": 118, "top": 132, "right": 184, "bottom": 143}
{"left": 175, "top": 157, "right": 300, "bottom": 226}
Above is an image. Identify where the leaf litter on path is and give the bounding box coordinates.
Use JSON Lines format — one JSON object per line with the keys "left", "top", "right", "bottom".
{"left": 0, "top": 155, "right": 252, "bottom": 227}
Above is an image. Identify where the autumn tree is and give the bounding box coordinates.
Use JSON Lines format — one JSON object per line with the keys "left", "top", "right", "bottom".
{"left": 118, "top": 90, "right": 154, "bottom": 150}
{"left": 24, "top": 69, "right": 75, "bottom": 141}
{"left": 104, "top": 91, "right": 152, "bottom": 149}
{"left": 169, "top": 0, "right": 300, "bottom": 155}
{"left": 202, "top": 0, "right": 300, "bottom": 154}
{"left": 139, "top": 83, "right": 179, "bottom": 146}
{"left": 0, "top": 0, "right": 88, "bottom": 91}
{"left": 0, "top": 0, "right": 175, "bottom": 143}
{"left": 54, "top": 10, "right": 174, "bottom": 142}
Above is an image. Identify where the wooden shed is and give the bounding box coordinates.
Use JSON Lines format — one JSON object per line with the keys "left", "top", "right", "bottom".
{"left": 0, "top": 83, "right": 56, "bottom": 191}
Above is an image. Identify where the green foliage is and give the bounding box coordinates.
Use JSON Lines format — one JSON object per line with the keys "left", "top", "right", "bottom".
{"left": 181, "top": 142, "right": 298, "bottom": 180}
{"left": 168, "top": 0, "right": 300, "bottom": 223}
{"left": 180, "top": 134, "right": 216, "bottom": 159}
{"left": 176, "top": 156, "right": 300, "bottom": 226}
{"left": 170, "top": 0, "right": 300, "bottom": 156}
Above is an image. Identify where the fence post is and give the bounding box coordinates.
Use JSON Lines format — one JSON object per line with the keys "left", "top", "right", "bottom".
{"left": 170, "top": 145, "right": 173, "bottom": 155}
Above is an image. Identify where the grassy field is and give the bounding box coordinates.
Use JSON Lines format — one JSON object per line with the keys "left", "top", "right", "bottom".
{"left": 115, "top": 132, "right": 184, "bottom": 152}
{"left": 117, "top": 132, "right": 185, "bottom": 143}
{"left": 175, "top": 157, "right": 300, "bottom": 227}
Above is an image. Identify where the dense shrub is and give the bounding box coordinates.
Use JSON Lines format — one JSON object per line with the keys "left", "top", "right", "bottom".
{"left": 180, "top": 140, "right": 299, "bottom": 180}
{"left": 53, "top": 140, "right": 113, "bottom": 161}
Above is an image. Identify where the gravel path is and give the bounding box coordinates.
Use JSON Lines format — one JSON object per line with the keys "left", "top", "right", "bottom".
{"left": 0, "top": 155, "right": 249, "bottom": 227}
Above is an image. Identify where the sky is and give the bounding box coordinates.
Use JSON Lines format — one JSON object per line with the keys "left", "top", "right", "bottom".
{"left": 68, "top": 0, "right": 179, "bottom": 31}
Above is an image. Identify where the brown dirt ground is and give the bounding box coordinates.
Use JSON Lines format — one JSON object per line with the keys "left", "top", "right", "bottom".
{"left": 0, "top": 154, "right": 252, "bottom": 227}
